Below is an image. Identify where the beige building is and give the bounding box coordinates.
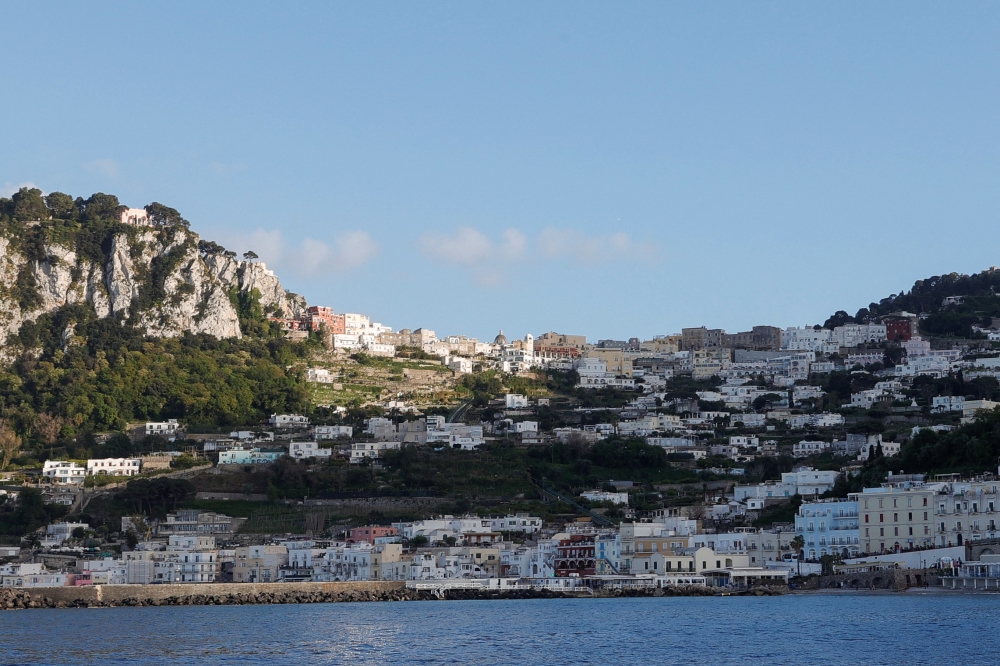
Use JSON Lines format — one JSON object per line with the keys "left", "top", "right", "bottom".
{"left": 630, "top": 536, "right": 694, "bottom": 574}
{"left": 641, "top": 336, "right": 680, "bottom": 354}
{"left": 233, "top": 545, "right": 289, "bottom": 583}
{"left": 692, "top": 349, "right": 731, "bottom": 380}
{"left": 860, "top": 479, "right": 1000, "bottom": 553}
{"left": 371, "top": 543, "right": 404, "bottom": 580}
{"left": 962, "top": 400, "right": 1000, "bottom": 424}
{"left": 536, "top": 332, "right": 588, "bottom": 351}
{"left": 583, "top": 349, "right": 633, "bottom": 377}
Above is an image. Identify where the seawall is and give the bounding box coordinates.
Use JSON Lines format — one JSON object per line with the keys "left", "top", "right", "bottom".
{"left": 0, "top": 581, "right": 774, "bottom": 610}
{"left": 4, "top": 581, "right": 409, "bottom": 609}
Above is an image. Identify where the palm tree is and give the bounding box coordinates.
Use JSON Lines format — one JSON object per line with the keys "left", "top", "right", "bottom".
{"left": 790, "top": 535, "right": 805, "bottom": 577}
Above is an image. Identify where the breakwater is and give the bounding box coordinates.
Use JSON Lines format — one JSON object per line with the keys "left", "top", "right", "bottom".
{"left": 0, "top": 581, "right": 779, "bottom": 610}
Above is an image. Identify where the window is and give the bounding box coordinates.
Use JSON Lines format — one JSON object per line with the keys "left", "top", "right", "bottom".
{"left": 924, "top": 512, "right": 928, "bottom": 520}
{"left": 880, "top": 528, "right": 884, "bottom": 537}
{"left": 908, "top": 513, "right": 913, "bottom": 521}
{"left": 923, "top": 498, "right": 928, "bottom": 506}
{"left": 893, "top": 513, "right": 898, "bottom": 522}
{"left": 865, "top": 515, "right": 869, "bottom": 523}
{"left": 879, "top": 514, "right": 884, "bottom": 523}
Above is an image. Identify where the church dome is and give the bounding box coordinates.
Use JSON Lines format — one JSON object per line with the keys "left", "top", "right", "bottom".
{"left": 493, "top": 330, "right": 508, "bottom": 346}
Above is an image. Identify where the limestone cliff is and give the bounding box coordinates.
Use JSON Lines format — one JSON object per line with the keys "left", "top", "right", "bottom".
{"left": 0, "top": 222, "right": 306, "bottom": 349}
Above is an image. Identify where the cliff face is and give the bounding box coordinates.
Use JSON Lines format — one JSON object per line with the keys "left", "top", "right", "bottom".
{"left": 0, "top": 223, "right": 306, "bottom": 349}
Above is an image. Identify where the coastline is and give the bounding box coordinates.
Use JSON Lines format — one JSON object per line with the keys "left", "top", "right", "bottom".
{"left": 0, "top": 581, "right": 780, "bottom": 610}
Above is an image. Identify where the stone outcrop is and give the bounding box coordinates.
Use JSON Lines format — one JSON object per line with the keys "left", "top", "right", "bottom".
{"left": 0, "top": 224, "right": 305, "bottom": 351}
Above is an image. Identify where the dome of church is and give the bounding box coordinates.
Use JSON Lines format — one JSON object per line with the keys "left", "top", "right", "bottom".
{"left": 493, "top": 330, "right": 508, "bottom": 346}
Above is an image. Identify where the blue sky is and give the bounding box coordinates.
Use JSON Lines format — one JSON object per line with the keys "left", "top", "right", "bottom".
{"left": 2, "top": 2, "right": 998, "bottom": 341}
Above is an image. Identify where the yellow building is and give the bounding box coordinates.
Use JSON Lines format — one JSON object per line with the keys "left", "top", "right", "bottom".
{"left": 692, "top": 349, "right": 731, "bottom": 380}
{"left": 641, "top": 336, "right": 680, "bottom": 354}
{"left": 371, "top": 543, "right": 403, "bottom": 580}
{"left": 631, "top": 537, "right": 695, "bottom": 574}
{"left": 583, "top": 349, "right": 633, "bottom": 377}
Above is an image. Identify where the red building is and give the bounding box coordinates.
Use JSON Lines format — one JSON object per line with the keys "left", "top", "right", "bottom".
{"left": 348, "top": 525, "right": 399, "bottom": 544}
{"left": 885, "top": 318, "right": 914, "bottom": 342}
{"left": 555, "top": 535, "right": 595, "bottom": 577}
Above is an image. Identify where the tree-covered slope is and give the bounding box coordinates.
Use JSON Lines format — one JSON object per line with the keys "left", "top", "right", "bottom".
{"left": 0, "top": 187, "right": 314, "bottom": 443}
{"left": 824, "top": 267, "right": 1000, "bottom": 337}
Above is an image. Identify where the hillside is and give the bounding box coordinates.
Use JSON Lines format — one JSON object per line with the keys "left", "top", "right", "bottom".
{"left": 0, "top": 187, "right": 312, "bottom": 436}
{"left": 0, "top": 188, "right": 305, "bottom": 351}
{"left": 824, "top": 266, "right": 1000, "bottom": 338}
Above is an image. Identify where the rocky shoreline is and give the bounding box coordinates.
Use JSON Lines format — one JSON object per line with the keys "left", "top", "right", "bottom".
{"left": 0, "top": 584, "right": 780, "bottom": 610}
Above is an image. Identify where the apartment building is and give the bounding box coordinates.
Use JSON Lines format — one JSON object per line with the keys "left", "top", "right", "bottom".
{"left": 795, "top": 499, "right": 861, "bottom": 559}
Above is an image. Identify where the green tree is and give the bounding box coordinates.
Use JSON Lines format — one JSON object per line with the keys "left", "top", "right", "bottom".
{"left": 44, "top": 192, "right": 78, "bottom": 220}
{"left": 790, "top": 535, "right": 805, "bottom": 577}
{"left": 11, "top": 187, "right": 48, "bottom": 221}
{"left": 79, "top": 192, "right": 121, "bottom": 221}
{"left": 0, "top": 420, "right": 22, "bottom": 471}
{"left": 144, "top": 202, "right": 185, "bottom": 226}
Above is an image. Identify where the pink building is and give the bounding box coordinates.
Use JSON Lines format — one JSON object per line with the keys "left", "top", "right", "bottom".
{"left": 348, "top": 526, "right": 399, "bottom": 544}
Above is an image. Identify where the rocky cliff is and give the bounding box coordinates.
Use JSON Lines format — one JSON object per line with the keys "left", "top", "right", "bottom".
{"left": 0, "top": 221, "right": 305, "bottom": 349}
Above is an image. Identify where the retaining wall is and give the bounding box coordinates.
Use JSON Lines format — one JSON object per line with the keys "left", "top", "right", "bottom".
{"left": 24, "top": 580, "right": 405, "bottom": 605}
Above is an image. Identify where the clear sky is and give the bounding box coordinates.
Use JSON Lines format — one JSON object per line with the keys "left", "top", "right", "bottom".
{"left": 2, "top": 2, "right": 998, "bottom": 341}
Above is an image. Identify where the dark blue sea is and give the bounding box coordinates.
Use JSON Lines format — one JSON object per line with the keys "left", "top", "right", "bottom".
{"left": 0, "top": 591, "right": 996, "bottom": 665}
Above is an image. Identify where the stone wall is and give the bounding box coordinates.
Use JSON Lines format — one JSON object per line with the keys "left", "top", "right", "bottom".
{"left": 806, "top": 568, "right": 936, "bottom": 591}
{"left": 24, "top": 580, "right": 405, "bottom": 605}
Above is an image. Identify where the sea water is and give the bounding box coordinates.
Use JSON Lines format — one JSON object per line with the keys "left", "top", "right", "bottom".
{"left": 0, "top": 592, "right": 996, "bottom": 665}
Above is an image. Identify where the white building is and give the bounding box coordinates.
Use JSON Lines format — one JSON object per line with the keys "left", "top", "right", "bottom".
{"left": 42, "top": 461, "right": 85, "bottom": 485}
{"left": 857, "top": 441, "right": 902, "bottom": 460}
{"left": 288, "top": 441, "right": 332, "bottom": 460}
{"left": 305, "top": 368, "right": 335, "bottom": 383}
{"left": 445, "top": 356, "right": 474, "bottom": 374}
{"left": 86, "top": 458, "right": 141, "bottom": 477}
{"left": 833, "top": 324, "right": 887, "bottom": 347}
{"left": 505, "top": 394, "right": 529, "bottom": 409}
{"left": 782, "top": 327, "right": 838, "bottom": 353}
{"left": 788, "top": 412, "right": 845, "bottom": 429}
{"left": 315, "top": 425, "right": 353, "bottom": 440}
{"left": 350, "top": 441, "right": 401, "bottom": 463}
{"left": 363, "top": 342, "right": 396, "bottom": 357}
{"left": 145, "top": 419, "right": 179, "bottom": 437}
{"left": 783, "top": 468, "right": 839, "bottom": 495}
{"left": 581, "top": 491, "right": 629, "bottom": 505}
{"left": 270, "top": 414, "right": 310, "bottom": 429}
{"left": 792, "top": 440, "right": 830, "bottom": 457}
{"left": 730, "top": 413, "right": 766, "bottom": 428}
{"left": 932, "top": 395, "right": 965, "bottom": 413}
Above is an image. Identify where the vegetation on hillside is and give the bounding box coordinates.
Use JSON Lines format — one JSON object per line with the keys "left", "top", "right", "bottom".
{"left": 824, "top": 267, "right": 1000, "bottom": 338}
{"left": 0, "top": 188, "right": 312, "bottom": 451}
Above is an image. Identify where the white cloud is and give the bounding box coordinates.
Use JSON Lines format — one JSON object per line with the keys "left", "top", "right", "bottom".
{"left": 295, "top": 231, "right": 380, "bottom": 277}
{"left": 417, "top": 226, "right": 659, "bottom": 285}
{"left": 216, "top": 227, "right": 378, "bottom": 279}
{"left": 84, "top": 158, "right": 119, "bottom": 179}
{"left": 417, "top": 227, "right": 528, "bottom": 285}
{"left": 538, "top": 228, "right": 661, "bottom": 264}
{"left": 1, "top": 181, "right": 38, "bottom": 197}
